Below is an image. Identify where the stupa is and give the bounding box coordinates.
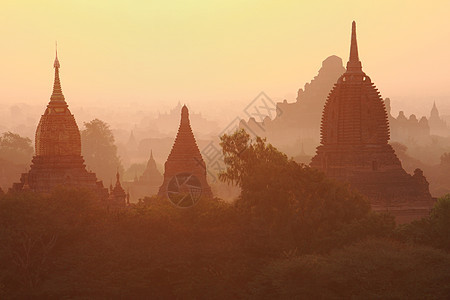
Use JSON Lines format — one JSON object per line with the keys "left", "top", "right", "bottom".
{"left": 429, "top": 102, "right": 448, "bottom": 136}
{"left": 310, "top": 22, "right": 434, "bottom": 223}
{"left": 109, "top": 172, "right": 128, "bottom": 206}
{"left": 125, "top": 150, "right": 163, "bottom": 201}
{"left": 158, "top": 105, "right": 212, "bottom": 204}
{"left": 140, "top": 151, "right": 163, "bottom": 185}
{"left": 12, "top": 51, "right": 106, "bottom": 196}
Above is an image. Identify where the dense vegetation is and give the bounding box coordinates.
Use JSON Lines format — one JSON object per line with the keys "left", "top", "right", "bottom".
{"left": 0, "top": 132, "right": 34, "bottom": 192}
{"left": 0, "top": 129, "right": 449, "bottom": 298}
{"left": 81, "top": 119, "right": 123, "bottom": 184}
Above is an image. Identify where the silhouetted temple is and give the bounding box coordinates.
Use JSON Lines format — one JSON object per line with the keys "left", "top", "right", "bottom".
{"left": 124, "top": 150, "right": 163, "bottom": 201}
{"left": 429, "top": 102, "right": 448, "bottom": 136}
{"left": 158, "top": 105, "right": 212, "bottom": 203}
{"left": 310, "top": 22, "right": 434, "bottom": 223}
{"left": 241, "top": 55, "right": 345, "bottom": 157}
{"left": 140, "top": 151, "right": 163, "bottom": 185}
{"left": 12, "top": 52, "right": 106, "bottom": 196}
{"left": 109, "top": 172, "right": 128, "bottom": 206}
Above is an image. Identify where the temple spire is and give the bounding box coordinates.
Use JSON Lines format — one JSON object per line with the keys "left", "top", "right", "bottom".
{"left": 181, "top": 105, "right": 189, "bottom": 125}
{"left": 346, "top": 21, "right": 363, "bottom": 73}
{"left": 431, "top": 101, "right": 439, "bottom": 118}
{"left": 49, "top": 43, "right": 66, "bottom": 105}
{"left": 147, "top": 149, "right": 157, "bottom": 169}
{"left": 432, "top": 101, "right": 437, "bottom": 111}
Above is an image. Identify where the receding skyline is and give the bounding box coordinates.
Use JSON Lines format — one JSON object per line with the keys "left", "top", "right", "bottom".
{"left": 1, "top": 0, "right": 450, "bottom": 118}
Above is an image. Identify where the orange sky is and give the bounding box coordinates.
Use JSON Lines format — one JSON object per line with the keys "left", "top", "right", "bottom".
{"left": 1, "top": 0, "right": 449, "bottom": 119}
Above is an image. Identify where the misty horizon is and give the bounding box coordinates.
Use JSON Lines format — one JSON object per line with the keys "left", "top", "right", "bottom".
{"left": 1, "top": 1, "right": 450, "bottom": 127}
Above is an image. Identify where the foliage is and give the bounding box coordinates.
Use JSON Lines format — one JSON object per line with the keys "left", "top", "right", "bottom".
{"left": 0, "top": 131, "right": 33, "bottom": 164}
{"left": 0, "top": 188, "right": 446, "bottom": 298}
{"left": 250, "top": 239, "right": 450, "bottom": 299}
{"left": 0, "top": 190, "right": 252, "bottom": 298}
{"left": 219, "top": 129, "right": 377, "bottom": 253}
{"left": 81, "top": 119, "right": 123, "bottom": 184}
{"left": 396, "top": 194, "right": 450, "bottom": 251}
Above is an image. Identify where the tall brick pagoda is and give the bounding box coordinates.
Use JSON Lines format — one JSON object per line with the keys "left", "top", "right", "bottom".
{"left": 158, "top": 105, "right": 212, "bottom": 205}
{"left": 310, "top": 22, "right": 434, "bottom": 223}
{"left": 12, "top": 51, "right": 106, "bottom": 196}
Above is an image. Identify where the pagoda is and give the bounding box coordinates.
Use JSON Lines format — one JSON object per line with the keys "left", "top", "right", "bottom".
{"left": 12, "top": 51, "right": 106, "bottom": 196}
{"left": 158, "top": 105, "right": 212, "bottom": 203}
{"left": 125, "top": 150, "right": 163, "bottom": 201}
{"left": 109, "top": 172, "right": 128, "bottom": 206}
{"left": 310, "top": 22, "right": 434, "bottom": 223}
{"left": 429, "top": 102, "right": 448, "bottom": 136}
{"left": 140, "top": 150, "right": 163, "bottom": 185}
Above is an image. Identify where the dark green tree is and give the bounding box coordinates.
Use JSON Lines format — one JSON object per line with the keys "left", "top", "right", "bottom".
{"left": 81, "top": 119, "right": 123, "bottom": 184}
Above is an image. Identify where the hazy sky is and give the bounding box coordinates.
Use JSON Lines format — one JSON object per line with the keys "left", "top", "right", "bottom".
{"left": 1, "top": 0, "right": 449, "bottom": 119}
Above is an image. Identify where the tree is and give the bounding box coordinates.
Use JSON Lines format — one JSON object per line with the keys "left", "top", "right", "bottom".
{"left": 250, "top": 239, "right": 450, "bottom": 299}
{"left": 0, "top": 132, "right": 33, "bottom": 164}
{"left": 219, "top": 129, "right": 384, "bottom": 252}
{"left": 81, "top": 119, "right": 123, "bottom": 184}
{"left": 396, "top": 194, "right": 450, "bottom": 251}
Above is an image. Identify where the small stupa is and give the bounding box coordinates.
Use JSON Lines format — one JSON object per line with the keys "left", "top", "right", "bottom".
{"left": 109, "top": 171, "right": 127, "bottom": 206}
{"left": 139, "top": 150, "right": 163, "bottom": 185}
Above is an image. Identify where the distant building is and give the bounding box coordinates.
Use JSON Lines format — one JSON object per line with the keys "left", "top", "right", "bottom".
{"left": 150, "top": 101, "right": 219, "bottom": 136}
{"left": 385, "top": 98, "right": 431, "bottom": 144}
{"left": 429, "top": 102, "right": 448, "bottom": 136}
{"left": 158, "top": 105, "right": 212, "bottom": 206}
{"left": 109, "top": 171, "right": 128, "bottom": 206}
{"left": 241, "top": 55, "right": 346, "bottom": 157}
{"left": 124, "top": 150, "right": 163, "bottom": 201}
{"left": 12, "top": 52, "right": 107, "bottom": 197}
{"left": 310, "top": 22, "right": 434, "bottom": 223}
{"left": 127, "top": 130, "right": 138, "bottom": 149}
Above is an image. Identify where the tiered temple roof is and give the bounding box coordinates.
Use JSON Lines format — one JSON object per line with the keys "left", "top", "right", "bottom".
{"left": 310, "top": 22, "right": 434, "bottom": 223}
{"left": 158, "top": 105, "right": 212, "bottom": 203}
{"left": 12, "top": 51, "right": 107, "bottom": 196}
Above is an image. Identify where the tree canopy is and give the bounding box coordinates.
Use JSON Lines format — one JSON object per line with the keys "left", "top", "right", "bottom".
{"left": 219, "top": 129, "right": 383, "bottom": 252}
{"left": 81, "top": 119, "right": 123, "bottom": 184}
{"left": 0, "top": 131, "right": 33, "bottom": 164}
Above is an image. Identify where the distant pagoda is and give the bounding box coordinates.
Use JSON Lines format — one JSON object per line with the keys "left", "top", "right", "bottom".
{"left": 125, "top": 150, "right": 163, "bottom": 201}
{"left": 140, "top": 150, "right": 163, "bottom": 185}
{"left": 109, "top": 172, "right": 128, "bottom": 206}
{"left": 12, "top": 51, "right": 107, "bottom": 196}
{"left": 158, "top": 105, "right": 212, "bottom": 206}
{"left": 310, "top": 22, "right": 434, "bottom": 223}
